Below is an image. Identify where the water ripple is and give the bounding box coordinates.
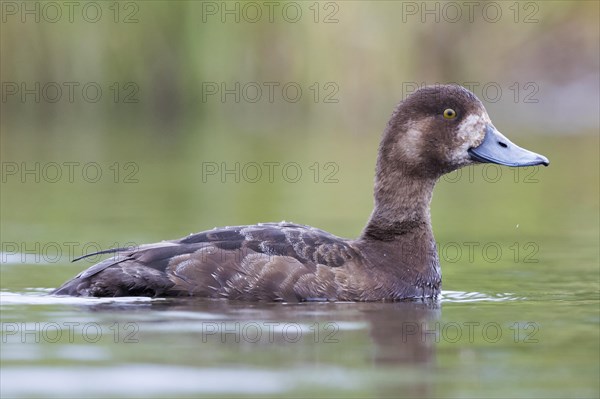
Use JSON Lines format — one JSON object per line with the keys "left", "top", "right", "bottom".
{"left": 1, "top": 289, "right": 524, "bottom": 306}
{"left": 441, "top": 290, "right": 524, "bottom": 303}
{"left": 0, "top": 291, "right": 162, "bottom": 306}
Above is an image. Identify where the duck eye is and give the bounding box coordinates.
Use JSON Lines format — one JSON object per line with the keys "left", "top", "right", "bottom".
{"left": 443, "top": 108, "right": 457, "bottom": 119}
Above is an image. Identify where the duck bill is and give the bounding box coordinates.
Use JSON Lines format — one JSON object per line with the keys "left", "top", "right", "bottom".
{"left": 468, "top": 125, "right": 549, "bottom": 167}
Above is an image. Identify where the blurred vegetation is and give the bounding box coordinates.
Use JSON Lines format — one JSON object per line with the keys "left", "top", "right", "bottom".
{"left": 1, "top": 1, "right": 598, "bottom": 249}
{"left": 1, "top": 1, "right": 598, "bottom": 133}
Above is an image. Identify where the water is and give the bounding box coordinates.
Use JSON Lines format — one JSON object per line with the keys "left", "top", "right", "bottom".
{"left": 1, "top": 132, "right": 598, "bottom": 398}
{"left": 0, "top": 285, "right": 597, "bottom": 398}
{"left": 2, "top": 1, "right": 599, "bottom": 395}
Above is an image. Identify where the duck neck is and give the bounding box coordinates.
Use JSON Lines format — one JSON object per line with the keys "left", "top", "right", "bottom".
{"left": 361, "top": 169, "right": 437, "bottom": 242}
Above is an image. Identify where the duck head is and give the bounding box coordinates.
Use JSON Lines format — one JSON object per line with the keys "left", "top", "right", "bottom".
{"left": 379, "top": 84, "right": 549, "bottom": 179}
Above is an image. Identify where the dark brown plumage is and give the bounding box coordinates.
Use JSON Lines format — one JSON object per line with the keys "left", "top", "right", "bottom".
{"left": 52, "top": 85, "right": 549, "bottom": 301}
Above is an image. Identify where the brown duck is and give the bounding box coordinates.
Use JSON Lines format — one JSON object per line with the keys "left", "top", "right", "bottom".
{"left": 52, "top": 85, "right": 549, "bottom": 301}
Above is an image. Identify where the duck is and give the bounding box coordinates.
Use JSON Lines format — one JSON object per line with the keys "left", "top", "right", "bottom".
{"left": 52, "top": 85, "right": 549, "bottom": 301}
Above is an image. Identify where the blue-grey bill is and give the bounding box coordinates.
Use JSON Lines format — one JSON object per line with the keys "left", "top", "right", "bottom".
{"left": 468, "top": 125, "right": 550, "bottom": 167}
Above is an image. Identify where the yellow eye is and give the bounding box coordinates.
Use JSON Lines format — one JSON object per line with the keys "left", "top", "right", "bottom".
{"left": 443, "top": 108, "right": 457, "bottom": 119}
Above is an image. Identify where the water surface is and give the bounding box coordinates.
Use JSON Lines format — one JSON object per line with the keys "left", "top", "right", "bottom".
{"left": 1, "top": 133, "right": 598, "bottom": 398}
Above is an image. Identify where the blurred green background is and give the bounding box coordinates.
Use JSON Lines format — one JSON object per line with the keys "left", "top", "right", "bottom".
{"left": 1, "top": 2, "right": 599, "bottom": 398}
{"left": 2, "top": 1, "right": 598, "bottom": 252}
